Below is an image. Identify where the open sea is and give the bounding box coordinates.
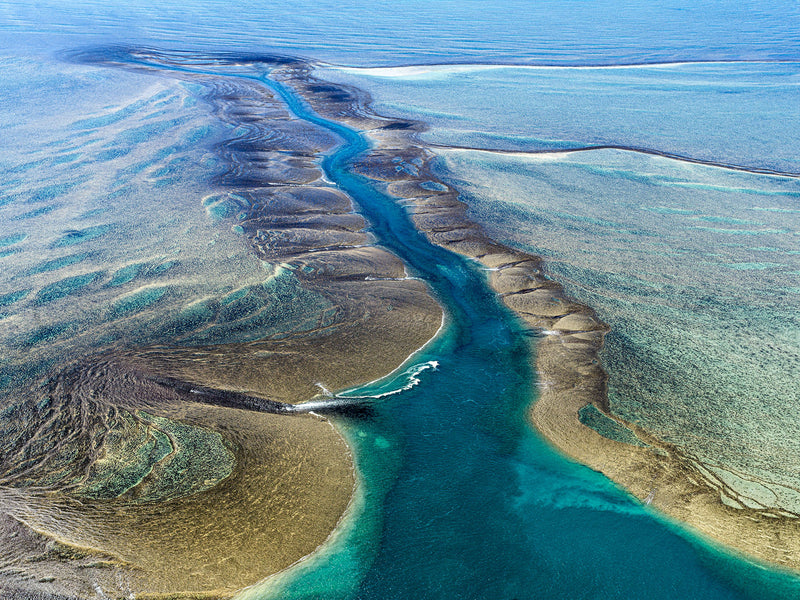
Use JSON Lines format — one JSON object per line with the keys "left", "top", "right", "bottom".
{"left": 2, "top": 1, "right": 800, "bottom": 598}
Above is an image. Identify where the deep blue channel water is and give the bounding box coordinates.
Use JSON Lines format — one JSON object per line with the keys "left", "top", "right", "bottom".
{"left": 233, "top": 72, "right": 800, "bottom": 600}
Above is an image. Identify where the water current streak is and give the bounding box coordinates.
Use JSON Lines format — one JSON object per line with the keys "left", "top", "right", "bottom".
{"left": 427, "top": 142, "right": 800, "bottom": 179}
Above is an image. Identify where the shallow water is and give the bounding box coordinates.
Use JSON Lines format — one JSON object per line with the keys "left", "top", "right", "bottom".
{"left": 0, "top": 56, "right": 329, "bottom": 390}
{"left": 235, "top": 70, "right": 800, "bottom": 600}
{"left": 3, "top": 0, "right": 800, "bottom": 597}
{"left": 321, "top": 62, "right": 800, "bottom": 174}
{"left": 317, "top": 62, "right": 800, "bottom": 514}
{"left": 441, "top": 150, "right": 800, "bottom": 509}
{"left": 0, "top": 52, "right": 359, "bottom": 595}
{"left": 2, "top": 0, "right": 799, "bottom": 65}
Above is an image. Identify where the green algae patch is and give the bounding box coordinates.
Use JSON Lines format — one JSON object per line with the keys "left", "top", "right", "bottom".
{"left": 162, "top": 269, "right": 334, "bottom": 346}
{"left": 150, "top": 260, "right": 177, "bottom": 275}
{"left": 69, "top": 98, "right": 149, "bottom": 130}
{"left": 77, "top": 412, "right": 175, "bottom": 499}
{"left": 27, "top": 180, "right": 85, "bottom": 203}
{"left": 132, "top": 412, "right": 235, "bottom": 502}
{"left": 51, "top": 152, "right": 82, "bottom": 165}
{"left": 78, "top": 410, "right": 235, "bottom": 503}
{"left": 0, "top": 194, "right": 18, "bottom": 209}
{"left": 0, "top": 233, "right": 27, "bottom": 247}
{"left": 725, "top": 262, "right": 784, "bottom": 270}
{"left": 96, "top": 147, "right": 132, "bottom": 161}
{"left": 578, "top": 404, "right": 647, "bottom": 447}
{"left": 217, "top": 287, "right": 264, "bottom": 323}
{"left": 78, "top": 206, "right": 111, "bottom": 220}
{"left": 22, "top": 322, "right": 75, "bottom": 346}
{"left": 221, "top": 287, "right": 249, "bottom": 305}
{"left": 183, "top": 124, "right": 214, "bottom": 144}
{"left": 691, "top": 225, "right": 789, "bottom": 236}
{"left": 156, "top": 298, "right": 216, "bottom": 338}
{"left": 203, "top": 194, "right": 238, "bottom": 222}
{"left": 51, "top": 224, "right": 113, "bottom": 248}
{"left": 108, "top": 262, "right": 147, "bottom": 286}
{"left": 13, "top": 204, "right": 60, "bottom": 220}
{"left": 109, "top": 286, "right": 169, "bottom": 317}
{"left": 108, "top": 260, "right": 176, "bottom": 287}
{"left": 35, "top": 271, "right": 103, "bottom": 304}
{"left": 117, "top": 117, "right": 188, "bottom": 145}
{"left": 420, "top": 180, "right": 448, "bottom": 191}
{"left": 202, "top": 193, "right": 250, "bottom": 223}
{"left": 0, "top": 289, "right": 30, "bottom": 307}
{"left": 693, "top": 215, "right": 761, "bottom": 226}
{"left": 150, "top": 156, "right": 190, "bottom": 178}
{"left": 644, "top": 206, "right": 701, "bottom": 216}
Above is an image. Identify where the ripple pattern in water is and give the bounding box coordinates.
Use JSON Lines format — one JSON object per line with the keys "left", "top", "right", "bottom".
{"left": 2, "top": 0, "right": 800, "bottom": 64}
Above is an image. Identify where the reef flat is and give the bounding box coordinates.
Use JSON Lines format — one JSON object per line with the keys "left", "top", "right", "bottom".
{"left": 4, "top": 45, "right": 799, "bottom": 599}
{"left": 285, "top": 63, "right": 800, "bottom": 570}
{"left": 0, "top": 49, "right": 442, "bottom": 598}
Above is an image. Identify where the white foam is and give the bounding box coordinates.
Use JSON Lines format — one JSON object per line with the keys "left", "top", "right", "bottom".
{"left": 339, "top": 360, "right": 440, "bottom": 399}
{"left": 340, "top": 310, "right": 447, "bottom": 391}
{"left": 315, "top": 382, "right": 334, "bottom": 397}
{"left": 364, "top": 275, "right": 419, "bottom": 281}
{"left": 330, "top": 64, "right": 509, "bottom": 79}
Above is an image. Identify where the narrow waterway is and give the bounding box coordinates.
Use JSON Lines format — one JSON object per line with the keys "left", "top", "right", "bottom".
{"left": 69, "top": 51, "right": 800, "bottom": 599}
{"left": 236, "top": 75, "right": 800, "bottom": 599}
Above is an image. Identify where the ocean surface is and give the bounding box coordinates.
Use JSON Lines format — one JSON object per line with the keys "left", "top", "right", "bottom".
{"left": 2, "top": 0, "right": 800, "bottom": 598}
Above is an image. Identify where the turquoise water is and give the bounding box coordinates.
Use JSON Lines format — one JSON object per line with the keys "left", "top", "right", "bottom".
{"left": 316, "top": 62, "right": 800, "bottom": 512}
{"left": 3, "top": 0, "right": 800, "bottom": 597}
{"left": 228, "top": 70, "right": 799, "bottom": 599}
{"left": 316, "top": 63, "right": 800, "bottom": 516}
{"left": 435, "top": 151, "right": 800, "bottom": 501}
